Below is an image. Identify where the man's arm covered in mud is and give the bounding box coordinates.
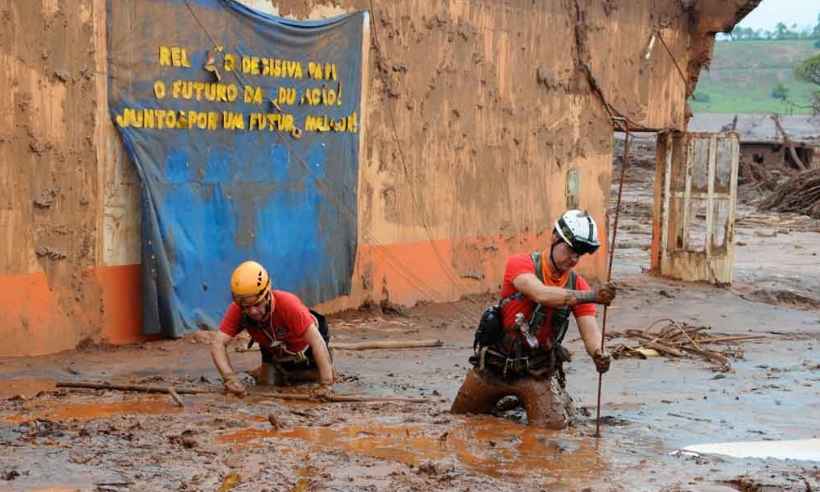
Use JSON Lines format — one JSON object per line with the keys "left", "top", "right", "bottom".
{"left": 210, "top": 331, "right": 247, "bottom": 395}
{"left": 303, "top": 322, "right": 334, "bottom": 386}
{"left": 513, "top": 273, "right": 616, "bottom": 308}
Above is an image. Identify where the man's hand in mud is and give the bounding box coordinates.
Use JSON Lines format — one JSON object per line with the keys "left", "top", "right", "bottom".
{"left": 595, "top": 282, "right": 617, "bottom": 306}
{"left": 223, "top": 373, "right": 247, "bottom": 397}
{"left": 592, "top": 349, "right": 611, "bottom": 374}
{"left": 310, "top": 384, "right": 333, "bottom": 401}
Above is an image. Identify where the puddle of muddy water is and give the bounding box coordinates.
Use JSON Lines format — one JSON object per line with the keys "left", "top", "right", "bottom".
{"left": 218, "top": 415, "right": 605, "bottom": 479}
{"left": 683, "top": 438, "right": 820, "bottom": 461}
{"left": 5, "top": 397, "right": 184, "bottom": 423}
{"left": 0, "top": 378, "right": 56, "bottom": 399}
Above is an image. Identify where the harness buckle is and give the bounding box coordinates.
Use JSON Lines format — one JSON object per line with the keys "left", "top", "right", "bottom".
{"left": 503, "top": 356, "right": 528, "bottom": 378}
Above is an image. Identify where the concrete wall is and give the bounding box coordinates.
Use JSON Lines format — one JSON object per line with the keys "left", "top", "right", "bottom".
{"left": 0, "top": 0, "right": 754, "bottom": 356}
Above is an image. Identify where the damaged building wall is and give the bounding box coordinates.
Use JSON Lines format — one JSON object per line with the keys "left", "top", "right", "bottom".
{"left": 0, "top": 0, "right": 119, "bottom": 357}
{"left": 0, "top": 0, "right": 756, "bottom": 356}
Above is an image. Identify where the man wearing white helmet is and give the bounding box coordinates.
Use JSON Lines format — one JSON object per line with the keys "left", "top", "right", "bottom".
{"left": 451, "top": 209, "right": 615, "bottom": 429}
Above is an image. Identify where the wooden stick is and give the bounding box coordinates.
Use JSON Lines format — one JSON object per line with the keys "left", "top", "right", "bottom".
{"left": 57, "top": 382, "right": 214, "bottom": 395}
{"left": 697, "top": 335, "right": 767, "bottom": 344}
{"left": 258, "top": 392, "right": 428, "bottom": 404}
{"left": 595, "top": 120, "right": 630, "bottom": 439}
{"left": 675, "top": 345, "right": 731, "bottom": 368}
{"left": 771, "top": 114, "right": 807, "bottom": 170}
{"left": 332, "top": 339, "right": 443, "bottom": 350}
{"left": 57, "top": 381, "right": 427, "bottom": 404}
{"left": 168, "top": 387, "right": 185, "bottom": 407}
{"left": 642, "top": 340, "right": 686, "bottom": 358}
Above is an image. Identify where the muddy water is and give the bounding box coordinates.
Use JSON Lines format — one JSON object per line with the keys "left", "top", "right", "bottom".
{"left": 219, "top": 415, "right": 605, "bottom": 479}
{"left": 0, "top": 378, "right": 56, "bottom": 399}
{"left": 5, "top": 396, "right": 184, "bottom": 423}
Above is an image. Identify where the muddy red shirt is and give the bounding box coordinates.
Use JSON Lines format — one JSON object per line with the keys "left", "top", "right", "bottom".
{"left": 219, "top": 290, "right": 314, "bottom": 353}
{"left": 500, "top": 253, "right": 596, "bottom": 346}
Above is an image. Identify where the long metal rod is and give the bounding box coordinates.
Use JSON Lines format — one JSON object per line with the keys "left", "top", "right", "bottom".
{"left": 595, "top": 122, "right": 630, "bottom": 438}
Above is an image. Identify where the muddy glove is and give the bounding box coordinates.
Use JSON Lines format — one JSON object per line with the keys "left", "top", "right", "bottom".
{"left": 592, "top": 349, "right": 611, "bottom": 374}
{"left": 223, "top": 373, "right": 247, "bottom": 397}
{"left": 594, "top": 282, "right": 617, "bottom": 306}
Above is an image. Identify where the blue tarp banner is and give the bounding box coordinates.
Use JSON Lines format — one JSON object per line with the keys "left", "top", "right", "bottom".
{"left": 107, "top": 0, "right": 364, "bottom": 337}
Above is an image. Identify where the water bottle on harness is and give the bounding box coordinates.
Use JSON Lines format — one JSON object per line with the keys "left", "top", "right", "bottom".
{"left": 470, "top": 251, "right": 576, "bottom": 385}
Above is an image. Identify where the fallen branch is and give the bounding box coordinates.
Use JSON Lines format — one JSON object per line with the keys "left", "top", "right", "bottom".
{"left": 771, "top": 114, "right": 807, "bottom": 171}
{"left": 697, "top": 335, "right": 767, "bottom": 344}
{"left": 56, "top": 381, "right": 427, "bottom": 404}
{"left": 332, "top": 339, "right": 443, "bottom": 350}
{"left": 168, "top": 387, "right": 185, "bottom": 407}
{"left": 57, "top": 381, "right": 214, "bottom": 394}
{"left": 235, "top": 339, "right": 444, "bottom": 353}
{"left": 260, "top": 392, "right": 428, "bottom": 404}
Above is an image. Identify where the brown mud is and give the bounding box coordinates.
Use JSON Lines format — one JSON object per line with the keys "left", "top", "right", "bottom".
{"left": 450, "top": 369, "right": 575, "bottom": 430}
{"left": 1, "top": 136, "right": 819, "bottom": 490}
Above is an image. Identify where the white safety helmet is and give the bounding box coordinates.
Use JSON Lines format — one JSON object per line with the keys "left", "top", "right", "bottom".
{"left": 553, "top": 210, "right": 600, "bottom": 255}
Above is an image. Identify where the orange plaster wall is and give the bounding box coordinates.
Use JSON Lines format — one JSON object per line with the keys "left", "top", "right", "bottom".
{"left": 319, "top": 230, "right": 607, "bottom": 313}
{"left": 0, "top": 271, "right": 72, "bottom": 357}
{"left": 0, "top": 265, "right": 144, "bottom": 357}
{"left": 94, "top": 264, "right": 144, "bottom": 345}
{"left": 0, "top": 230, "right": 606, "bottom": 357}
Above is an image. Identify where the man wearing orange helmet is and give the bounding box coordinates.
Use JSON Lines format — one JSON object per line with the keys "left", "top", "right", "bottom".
{"left": 451, "top": 210, "right": 616, "bottom": 428}
{"left": 210, "top": 261, "right": 335, "bottom": 396}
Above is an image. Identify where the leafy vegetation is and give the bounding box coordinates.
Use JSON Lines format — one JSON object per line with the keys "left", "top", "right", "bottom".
{"left": 794, "top": 52, "right": 820, "bottom": 113}
{"left": 727, "top": 14, "right": 820, "bottom": 41}
{"left": 689, "top": 39, "right": 819, "bottom": 114}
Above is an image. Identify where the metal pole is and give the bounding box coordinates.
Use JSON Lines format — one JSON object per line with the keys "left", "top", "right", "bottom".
{"left": 595, "top": 121, "right": 630, "bottom": 438}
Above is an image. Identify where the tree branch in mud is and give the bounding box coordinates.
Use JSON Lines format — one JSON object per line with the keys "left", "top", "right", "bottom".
{"left": 608, "top": 319, "right": 767, "bottom": 372}
{"left": 56, "top": 381, "right": 428, "bottom": 404}
{"left": 57, "top": 382, "right": 213, "bottom": 394}
{"left": 332, "top": 339, "right": 443, "bottom": 350}
{"left": 235, "top": 339, "right": 444, "bottom": 352}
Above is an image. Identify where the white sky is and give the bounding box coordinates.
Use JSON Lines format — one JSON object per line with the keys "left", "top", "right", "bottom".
{"left": 736, "top": 0, "right": 819, "bottom": 31}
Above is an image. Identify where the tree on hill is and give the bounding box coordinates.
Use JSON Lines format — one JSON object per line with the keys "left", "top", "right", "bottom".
{"left": 774, "top": 22, "right": 789, "bottom": 39}
{"left": 795, "top": 53, "right": 820, "bottom": 114}
{"left": 770, "top": 83, "right": 790, "bottom": 101}
{"left": 814, "top": 13, "right": 820, "bottom": 39}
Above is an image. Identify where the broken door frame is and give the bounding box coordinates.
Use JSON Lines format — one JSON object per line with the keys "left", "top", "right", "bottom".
{"left": 651, "top": 131, "right": 740, "bottom": 284}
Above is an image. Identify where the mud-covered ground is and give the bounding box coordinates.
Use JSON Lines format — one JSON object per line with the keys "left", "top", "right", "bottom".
{"left": 1, "top": 139, "right": 819, "bottom": 491}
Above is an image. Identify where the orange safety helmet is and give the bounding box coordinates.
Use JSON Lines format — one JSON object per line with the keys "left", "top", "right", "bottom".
{"left": 230, "top": 261, "right": 271, "bottom": 306}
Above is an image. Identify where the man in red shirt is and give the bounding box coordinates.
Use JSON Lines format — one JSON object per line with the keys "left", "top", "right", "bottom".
{"left": 210, "top": 261, "right": 335, "bottom": 396}
{"left": 451, "top": 210, "right": 616, "bottom": 428}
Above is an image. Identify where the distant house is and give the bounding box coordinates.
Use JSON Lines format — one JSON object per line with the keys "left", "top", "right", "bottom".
{"left": 740, "top": 140, "right": 817, "bottom": 171}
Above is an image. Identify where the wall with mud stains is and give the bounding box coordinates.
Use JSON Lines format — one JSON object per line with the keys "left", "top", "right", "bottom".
{"left": 0, "top": 0, "right": 757, "bottom": 356}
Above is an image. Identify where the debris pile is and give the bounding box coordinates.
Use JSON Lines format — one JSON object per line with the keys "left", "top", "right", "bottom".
{"left": 609, "top": 319, "right": 766, "bottom": 372}
{"left": 760, "top": 168, "right": 820, "bottom": 219}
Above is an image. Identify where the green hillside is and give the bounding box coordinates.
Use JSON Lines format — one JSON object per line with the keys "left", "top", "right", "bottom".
{"left": 690, "top": 39, "right": 819, "bottom": 114}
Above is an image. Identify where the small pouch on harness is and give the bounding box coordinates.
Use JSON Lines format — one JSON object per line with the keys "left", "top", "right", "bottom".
{"left": 473, "top": 305, "right": 504, "bottom": 353}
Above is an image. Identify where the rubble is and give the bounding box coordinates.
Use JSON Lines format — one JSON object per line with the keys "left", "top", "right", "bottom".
{"left": 609, "top": 319, "right": 766, "bottom": 372}
{"left": 760, "top": 169, "right": 820, "bottom": 219}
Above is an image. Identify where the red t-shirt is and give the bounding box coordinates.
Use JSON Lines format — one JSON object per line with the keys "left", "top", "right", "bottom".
{"left": 500, "top": 253, "right": 596, "bottom": 347}
{"left": 219, "top": 290, "right": 314, "bottom": 353}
